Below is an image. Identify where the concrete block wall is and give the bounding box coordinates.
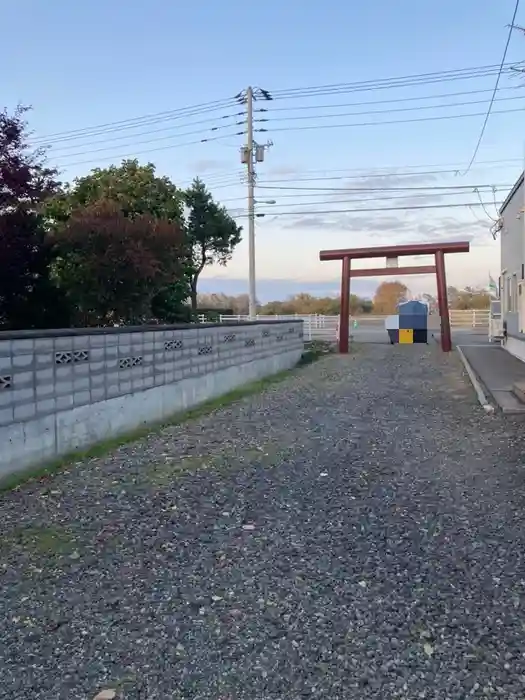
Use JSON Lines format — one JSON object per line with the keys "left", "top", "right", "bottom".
{"left": 0, "top": 321, "right": 303, "bottom": 478}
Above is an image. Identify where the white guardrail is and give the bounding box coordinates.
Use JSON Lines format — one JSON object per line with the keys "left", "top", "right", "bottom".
{"left": 198, "top": 310, "right": 490, "bottom": 342}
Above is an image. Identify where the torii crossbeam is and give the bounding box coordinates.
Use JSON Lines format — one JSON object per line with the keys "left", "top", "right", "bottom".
{"left": 319, "top": 241, "right": 470, "bottom": 353}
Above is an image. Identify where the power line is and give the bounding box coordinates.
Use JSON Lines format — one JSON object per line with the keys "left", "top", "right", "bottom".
{"left": 56, "top": 132, "right": 244, "bottom": 170}
{"left": 31, "top": 62, "right": 520, "bottom": 147}
{"left": 461, "top": 0, "right": 522, "bottom": 174}
{"left": 257, "top": 157, "right": 523, "bottom": 180}
{"left": 183, "top": 171, "right": 244, "bottom": 189}
{"left": 223, "top": 189, "right": 503, "bottom": 208}
{"left": 270, "top": 63, "right": 521, "bottom": 100}
{"left": 49, "top": 90, "right": 525, "bottom": 156}
{"left": 270, "top": 64, "right": 513, "bottom": 96}
{"left": 233, "top": 201, "right": 505, "bottom": 218}
{"left": 257, "top": 168, "right": 494, "bottom": 185}
{"left": 265, "top": 85, "right": 524, "bottom": 112}
{"left": 221, "top": 186, "right": 506, "bottom": 206}
{"left": 257, "top": 106, "right": 523, "bottom": 135}
{"left": 51, "top": 122, "right": 242, "bottom": 161}
{"left": 256, "top": 93, "right": 525, "bottom": 124}
{"left": 47, "top": 112, "right": 245, "bottom": 153}
{"left": 214, "top": 160, "right": 523, "bottom": 200}
{"left": 197, "top": 169, "right": 244, "bottom": 183}
{"left": 55, "top": 104, "right": 521, "bottom": 168}
{"left": 30, "top": 97, "right": 237, "bottom": 144}
{"left": 256, "top": 183, "right": 512, "bottom": 192}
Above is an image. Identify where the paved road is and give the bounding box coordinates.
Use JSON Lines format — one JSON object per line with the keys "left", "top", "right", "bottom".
{"left": 1, "top": 345, "right": 525, "bottom": 699}
{"left": 346, "top": 327, "right": 489, "bottom": 346}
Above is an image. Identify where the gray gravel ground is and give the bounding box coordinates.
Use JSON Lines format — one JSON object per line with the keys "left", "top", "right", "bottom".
{"left": 2, "top": 344, "right": 525, "bottom": 699}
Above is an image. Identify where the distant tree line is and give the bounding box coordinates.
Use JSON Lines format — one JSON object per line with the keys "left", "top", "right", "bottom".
{"left": 0, "top": 106, "right": 242, "bottom": 330}
{"left": 197, "top": 283, "right": 490, "bottom": 318}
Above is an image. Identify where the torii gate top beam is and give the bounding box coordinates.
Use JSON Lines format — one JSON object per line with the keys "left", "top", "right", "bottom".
{"left": 319, "top": 240, "right": 470, "bottom": 262}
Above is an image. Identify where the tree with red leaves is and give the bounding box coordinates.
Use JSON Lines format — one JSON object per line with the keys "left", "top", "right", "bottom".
{"left": 53, "top": 199, "right": 185, "bottom": 326}
{"left": 0, "top": 106, "right": 70, "bottom": 329}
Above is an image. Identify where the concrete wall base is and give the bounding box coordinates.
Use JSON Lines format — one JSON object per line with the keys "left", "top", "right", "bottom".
{"left": 1, "top": 348, "right": 302, "bottom": 479}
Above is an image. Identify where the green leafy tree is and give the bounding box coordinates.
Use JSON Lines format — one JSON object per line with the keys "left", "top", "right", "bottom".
{"left": 47, "top": 159, "right": 190, "bottom": 322}
{"left": 47, "top": 159, "right": 183, "bottom": 224}
{"left": 150, "top": 282, "right": 193, "bottom": 323}
{"left": 53, "top": 200, "right": 185, "bottom": 326}
{"left": 184, "top": 178, "right": 242, "bottom": 311}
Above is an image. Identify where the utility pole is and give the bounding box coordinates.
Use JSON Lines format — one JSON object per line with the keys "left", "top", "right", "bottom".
{"left": 246, "top": 86, "right": 256, "bottom": 319}
{"left": 236, "top": 87, "right": 273, "bottom": 319}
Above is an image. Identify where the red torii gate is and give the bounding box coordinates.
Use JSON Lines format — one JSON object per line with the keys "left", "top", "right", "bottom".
{"left": 319, "top": 241, "right": 470, "bottom": 354}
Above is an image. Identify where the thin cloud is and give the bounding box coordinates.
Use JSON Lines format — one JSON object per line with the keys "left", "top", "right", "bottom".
{"left": 192, "top": 159, "right": 227, "bottom": 172}
{"left": 340, "top": 171, "right": 439, "bottom": 190}
{"left": 267, "top": 165, "right": 301, "bottom": 176}
{"left": 284, "top": 213, "right": 411, "bottom": 234}
{"left": 283, "top": 210, "right": 492, "bottom": 249}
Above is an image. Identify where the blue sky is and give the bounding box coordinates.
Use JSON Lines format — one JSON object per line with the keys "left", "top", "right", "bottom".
{"left": 4, "top": 0, "right": 525, "bottom": 301}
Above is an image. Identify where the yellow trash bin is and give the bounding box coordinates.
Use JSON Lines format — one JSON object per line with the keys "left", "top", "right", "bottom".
{"left": 399, "top": 328, "right": 413, "bottom": 344}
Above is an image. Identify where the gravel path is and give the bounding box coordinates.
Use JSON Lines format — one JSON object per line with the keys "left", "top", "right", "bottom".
{"left": 1, "top": 344, "right": 525, "bottom": 699}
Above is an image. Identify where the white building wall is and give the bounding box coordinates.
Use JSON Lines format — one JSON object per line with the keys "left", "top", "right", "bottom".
{"left": 500, "top": 175, "right": 525, "bottom": 353}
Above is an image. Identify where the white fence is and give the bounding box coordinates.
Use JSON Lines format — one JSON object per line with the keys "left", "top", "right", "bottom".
{"left": 199, "top": 310, "right": 490, "bottom": 342}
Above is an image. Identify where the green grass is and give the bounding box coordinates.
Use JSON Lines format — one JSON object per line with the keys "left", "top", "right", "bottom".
{"left": 0, "top": 524, "right": 78, "bottom": 558}
{"left": 0, "top": 348, "right": 325, "bottom": 494}
{"left": 140, "top": 441, "right": 298, "bottom": 489}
